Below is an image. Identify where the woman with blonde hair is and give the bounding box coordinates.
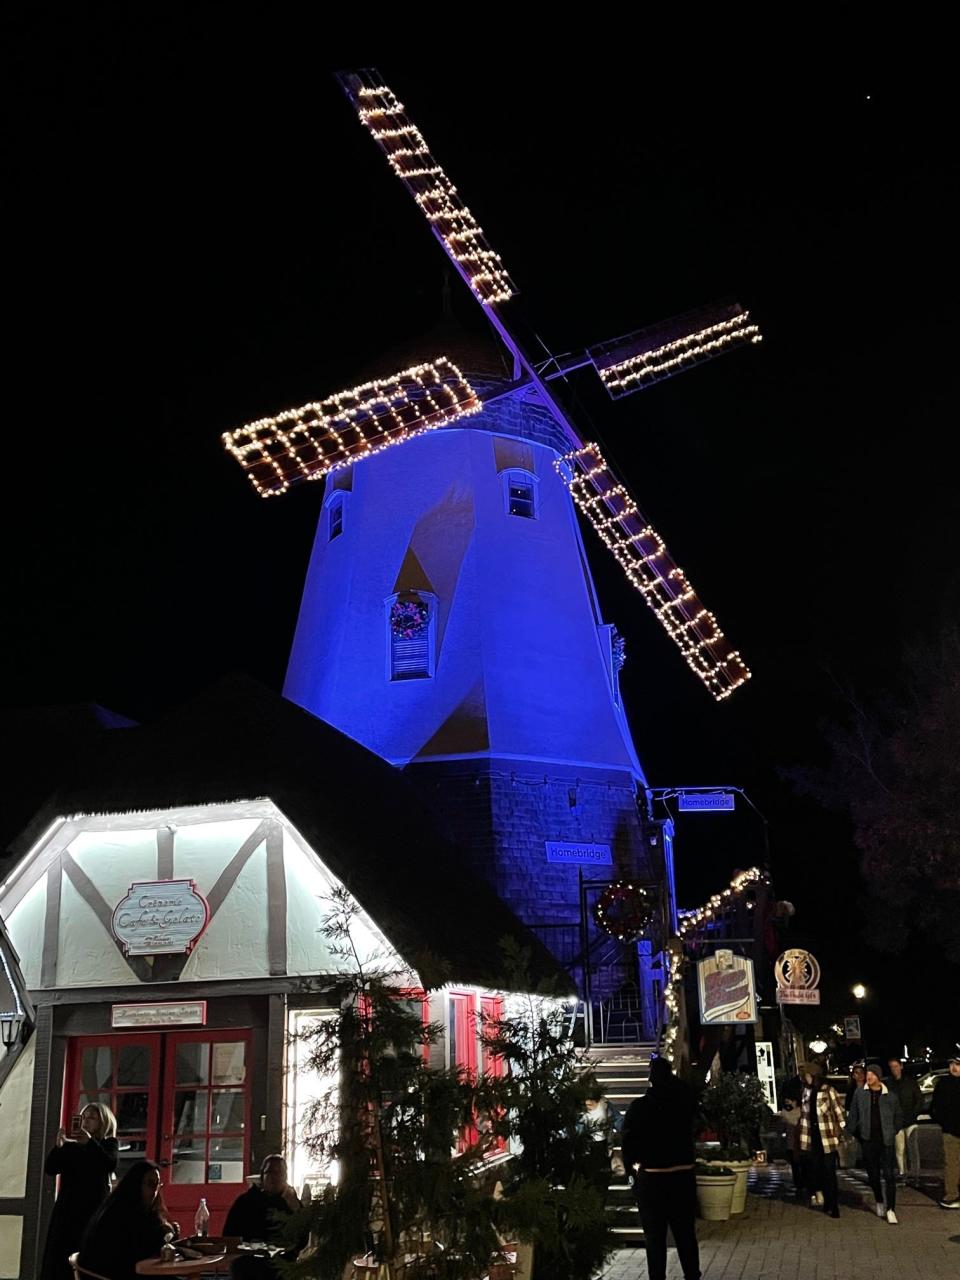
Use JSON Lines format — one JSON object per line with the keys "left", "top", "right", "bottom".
{"left": 40, "top": 1101, "right": 119, "bottom": 1280}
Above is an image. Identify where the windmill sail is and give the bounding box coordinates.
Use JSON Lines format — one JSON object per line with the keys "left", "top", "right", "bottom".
{"left": 557, "top": 443, "right": 751, "bottom": 701}
{"left": 337, "top": 70, "right": 516, "bottom": 306}
{"left": 588, "top": 301, "right": 761, "bottom": 399}
{"left": 222, "top": 359, "right": 479, "bottom": 497}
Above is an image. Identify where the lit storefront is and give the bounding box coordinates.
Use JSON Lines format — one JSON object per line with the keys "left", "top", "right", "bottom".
{"left": 0, "top": 680, "right": 565, "bottom": 1279}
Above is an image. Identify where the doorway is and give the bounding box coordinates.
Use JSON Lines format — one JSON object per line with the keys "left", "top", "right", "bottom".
{"left": 64, "top": 1029, "right": 252, "bottom": 1233}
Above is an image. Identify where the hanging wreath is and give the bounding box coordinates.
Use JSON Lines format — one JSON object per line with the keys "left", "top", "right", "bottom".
{"left": 593, "top": 881, "right": 654, "bottom": 941}
{"left": 390, "top": 596, "right": 429, "bottom": 640}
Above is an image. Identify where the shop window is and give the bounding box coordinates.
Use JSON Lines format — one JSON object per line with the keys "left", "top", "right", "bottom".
{"left": 448, "top": 992, "right": 478, "bottom": 1153}
{"left": 502, "top": 468, "right": 538, "bottom": 519}
{"left": 480, "top": 995, "right": 507, "bottom": 1155}
{"left": 387, "top": 592, "right": 437, "bottom": 681}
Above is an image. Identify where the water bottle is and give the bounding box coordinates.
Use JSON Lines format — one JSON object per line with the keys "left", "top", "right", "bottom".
{"left": 195, "top": 1197, "right": 210, "bottom": 1239}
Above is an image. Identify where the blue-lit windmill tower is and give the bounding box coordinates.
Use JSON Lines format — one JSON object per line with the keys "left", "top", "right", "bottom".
{"left": 223, "top": 71, "right": 762, "bottom": 1044}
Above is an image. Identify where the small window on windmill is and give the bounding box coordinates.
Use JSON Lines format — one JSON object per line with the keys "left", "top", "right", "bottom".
{"left": 502, "top": 468, "right": 538, "bottom": 519}
{"left": 600, "top": 624, "right": 626, "bottom": 705}
{"left": 387, "top": 593, "right": 436, "bottom": 681}
{"left": 327, "top": 493, "right": 345, "bottom": 541}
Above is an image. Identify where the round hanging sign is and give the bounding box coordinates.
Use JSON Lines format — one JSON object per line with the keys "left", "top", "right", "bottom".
{"left": 593, "top": 881, "right": 655, "bottom": 941}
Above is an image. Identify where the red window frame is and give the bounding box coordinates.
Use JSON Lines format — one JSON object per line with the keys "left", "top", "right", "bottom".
{"left": 448, "top": 992, "right": 478, "bottom": 1152}
{"left": 479, "top": 996, "right": 507, "bottom": 1155}
{"left": 63, "top": 1030, "right": 252, "bottom": 1236}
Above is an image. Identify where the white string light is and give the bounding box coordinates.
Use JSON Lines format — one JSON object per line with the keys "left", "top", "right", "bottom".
{"left": 589, "top": 310, "right": 762, "bottom": 399}
{"left": 222, "top": 358, "right": 480, "bottom": 497}
{"left": 661, "top": 867, "right": 767, "bottom": 1066}
{"left": 339, "top": 74, "right": 516, "bottom": 305}
{"left": 555, "top": 444, "right": 751, "bottom": 700}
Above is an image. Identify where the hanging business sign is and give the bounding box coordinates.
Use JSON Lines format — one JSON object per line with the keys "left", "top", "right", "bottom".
{"left": 112, "top": 1001, "right": 208, "bottom": 1029}
{"left": 678, "top": 791, "right": 736, "bottom": 812}
{"left": 843, "top": 1015, "right": 862, "bottom": 1041}
{"left": 545, "top": 841, "right": 612, "bottom": 865}
{"left": 774, "top": 948, "right": 821, "bottom": 1005}
{"left": 697, "top": 950, "right": 758, "bottom": 1024}
{"left": 755, "top": 1040, "right": 779, "bottom": 1112}
{"left": 111, "top": 879, "right": 210, "bottom": 957}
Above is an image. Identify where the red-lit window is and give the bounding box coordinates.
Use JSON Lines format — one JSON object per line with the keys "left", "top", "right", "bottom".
{"left": 448, "top": 993, "right": 478, "bottom": 1152}
{"left": 397, "top": 988, "right": 430, "bottom": 1063}
{"left": 480, "top": 996, "right": 507, "bottom": 1154}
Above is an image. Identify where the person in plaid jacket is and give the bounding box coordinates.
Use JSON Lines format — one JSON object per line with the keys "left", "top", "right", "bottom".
{"left": 797, "top": 1062, "right": 846, "bottom": 1218}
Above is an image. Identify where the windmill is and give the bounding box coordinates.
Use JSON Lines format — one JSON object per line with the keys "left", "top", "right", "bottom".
{"left": 222, "top": 69, "right": 761, "bottom": 702}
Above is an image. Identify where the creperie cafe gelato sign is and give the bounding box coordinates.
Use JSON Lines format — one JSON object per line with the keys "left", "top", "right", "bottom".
{"left": 111, "top": 880, "right": 210, "bottom": 956}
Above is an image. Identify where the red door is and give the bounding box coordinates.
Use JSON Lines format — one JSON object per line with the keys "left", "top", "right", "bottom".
{"left": 65, "top": 1030, "right": 252, "bottom": 1235}
{"left": 67, "top": 1034, "right": 163, "bottom": 1180}
{"left": 161, "top": 1030, "right": 252, "bottom": 1232}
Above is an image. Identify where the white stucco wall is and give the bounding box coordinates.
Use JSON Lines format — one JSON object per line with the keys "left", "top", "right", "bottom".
{"left": 0, "top": 1218, "right": 23, "bottom": 1280}
{"left": 1, "top": 802, "right": 404, "bottom": 996}
{"left": 0, "top": 1035, "right": 35, "bottom": 1197}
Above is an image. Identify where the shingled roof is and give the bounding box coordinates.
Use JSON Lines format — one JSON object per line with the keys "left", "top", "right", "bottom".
{"left": 12, "top": 675, "right": 571, "bottom": 994}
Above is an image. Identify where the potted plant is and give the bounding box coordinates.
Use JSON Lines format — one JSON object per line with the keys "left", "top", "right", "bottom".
{"left": 693, "top": 1162, "right": 737, "bottom": 1221}
{"left": 697, "top": 1073, "right": 771, "bottom": 1214}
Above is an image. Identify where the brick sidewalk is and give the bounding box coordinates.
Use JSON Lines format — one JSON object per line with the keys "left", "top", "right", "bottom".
{"left": 599, "top": 1166, "right": 960, "bottom": 1280}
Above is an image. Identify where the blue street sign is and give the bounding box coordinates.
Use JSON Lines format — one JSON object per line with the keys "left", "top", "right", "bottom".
{"left": 677, "top": 791, "right": 736, "bottom": 812}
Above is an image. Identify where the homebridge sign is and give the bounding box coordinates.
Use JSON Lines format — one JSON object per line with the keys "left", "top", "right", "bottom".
{"left": 111, "top": 879, "right": 210, "bottom": 957}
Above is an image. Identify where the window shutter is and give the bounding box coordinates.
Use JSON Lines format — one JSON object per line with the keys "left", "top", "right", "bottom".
{"left": 391, "top": 632, "right": 430, "bottom": 679}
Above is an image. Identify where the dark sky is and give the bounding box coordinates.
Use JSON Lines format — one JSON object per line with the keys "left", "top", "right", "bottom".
{"left": 4, "top": 17, "right": 957, "bottom": 1049}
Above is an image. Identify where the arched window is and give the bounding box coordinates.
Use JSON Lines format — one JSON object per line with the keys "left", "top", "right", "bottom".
{"left": 386, "top": 592, "right": 437, "bottom": 681}
{"left": 501, "top": 468, "right": 538, "bottom": 519}
{"left": 326, "top": 492, "right": 346, "bottom": 541}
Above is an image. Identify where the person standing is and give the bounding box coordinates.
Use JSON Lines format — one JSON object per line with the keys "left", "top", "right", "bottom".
{"left": 796, "top": 1062, "right": 845, "bottom": 1218}
{"left": 845, "top": 1064, "right": 866, "bottom": 1111}
{"left": 40, "top": 1102, "right": 119, "bottom": 1280}
{"left": 886, "top": 1057, "right": 922, "bottom": 1180}
{"left": 931, "top": 1054, "right": 960, "bottom": 1209}
{"left": 846, "top": 1061, "right": 902, "bottom": 1223}
{"left": 620, "top": 1057, "right": 700, "bottom": 1280}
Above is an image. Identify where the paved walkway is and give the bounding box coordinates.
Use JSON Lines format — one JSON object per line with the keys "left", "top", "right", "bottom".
{"left": 599, "top": 1166, "right": 960, "bottom": 1280}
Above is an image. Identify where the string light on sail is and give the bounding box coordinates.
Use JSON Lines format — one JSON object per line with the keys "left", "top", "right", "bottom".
{"left": 338, "top": 71, "right": 517, "bottom": 305}
{"left": 222, "top": 359, "right": 480, "bottom": 498}
{"left": 556, "top": 443, "right": 751, "bottom": 701}
{"left": 589, "top": 303, "right": 761, "bottom": 399}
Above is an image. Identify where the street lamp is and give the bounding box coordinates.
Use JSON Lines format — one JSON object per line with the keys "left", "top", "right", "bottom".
{"left": 0, "top": 1008, "right": 25, "bottom": 1050}
{"left": 852, "top": 983, "right": 867, "bottom": 1001}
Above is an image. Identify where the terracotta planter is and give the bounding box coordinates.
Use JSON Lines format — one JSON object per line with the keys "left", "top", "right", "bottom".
{"left": 695, "top": 1172, "right": 736, "bottom": 1221}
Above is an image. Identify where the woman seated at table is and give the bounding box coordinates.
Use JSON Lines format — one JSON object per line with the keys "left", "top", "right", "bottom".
{"left": 78, "top": 1160, "right": 180, "bottom": 1280}
{"left": 224, "top": 1155, "right": 305, "bottom": 1277}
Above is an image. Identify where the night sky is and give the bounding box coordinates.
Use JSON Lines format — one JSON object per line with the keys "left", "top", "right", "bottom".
{"left": 4, "top": 17, "right": 957, "bottom": 1050}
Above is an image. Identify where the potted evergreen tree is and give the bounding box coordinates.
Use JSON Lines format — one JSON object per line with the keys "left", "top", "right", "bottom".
{"left": 697, "top": 1072, "right": 771, "bottom": 1214}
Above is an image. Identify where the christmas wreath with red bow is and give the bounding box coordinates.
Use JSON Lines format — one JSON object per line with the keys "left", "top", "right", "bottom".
{"left": 390, "top": 596, "right": 429, "bottom": 640}
{"left": 593, "top": 881, "right": 654, "bottom": 941}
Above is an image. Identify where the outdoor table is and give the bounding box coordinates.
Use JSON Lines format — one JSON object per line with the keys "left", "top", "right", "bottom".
{"left": 135, "top": 1252, "right": 230, "bottom": 1275}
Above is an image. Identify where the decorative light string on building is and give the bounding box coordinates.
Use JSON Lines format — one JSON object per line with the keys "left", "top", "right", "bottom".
{"left": 556, "top": 444, "right": 751, "bottom": 701}
{"left": 661, "top": 867, "right": 768, "bottom": 1066}
{"left": 222, "top": 359, "right": 480, "bottom": 497}
{"left": 339, "top": 75, "right": 516, "bottom": 306}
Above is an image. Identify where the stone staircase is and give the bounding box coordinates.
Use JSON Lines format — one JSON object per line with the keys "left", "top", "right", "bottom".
{"left": 584, "top": 1041, "right": 657, "bottom": 1246}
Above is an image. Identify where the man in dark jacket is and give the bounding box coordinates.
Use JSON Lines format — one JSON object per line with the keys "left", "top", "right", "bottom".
{"left": 931, "top": 1056, "right": 960, "bottom": 1209}
{"left": 621, "top": 1057, "right": 700, "bottom": 1280}
{"left": 225, "top": 1155, "right": 306, "bottom": 1277}
{"left": 887, "top": 1057, "right": 923, "bottom": 1179}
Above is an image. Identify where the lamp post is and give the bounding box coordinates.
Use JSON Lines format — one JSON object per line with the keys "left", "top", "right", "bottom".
{"left": 851, "top": 984, "right": 867, "bottom": 1056}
